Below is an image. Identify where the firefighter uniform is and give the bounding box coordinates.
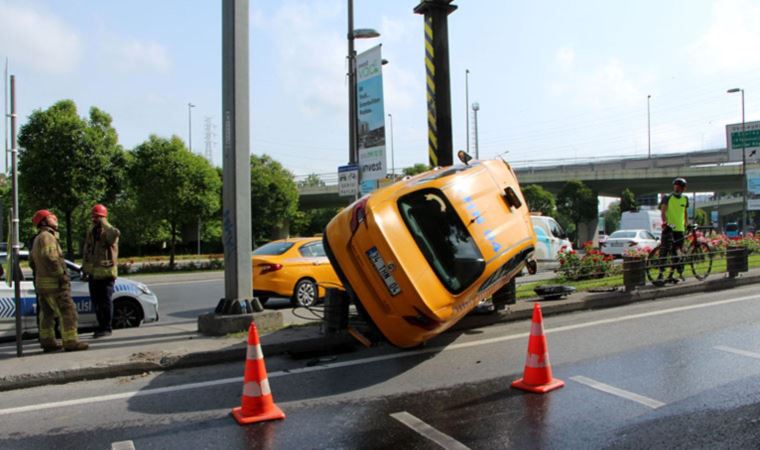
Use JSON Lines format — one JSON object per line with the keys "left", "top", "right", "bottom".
{"left": 83, "top": 208, "right": 120, "bottom": 336}
{"left": 30, "top": 225, "right": 88, "bottom": 352}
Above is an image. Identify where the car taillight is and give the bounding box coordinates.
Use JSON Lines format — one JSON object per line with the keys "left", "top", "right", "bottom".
{"left": 260, "top": 263, "right": 283, "bottom": 274}
{"left": 349, "top": 197, "right": 370, "bottom": 233}
{"left": 402, "top": 307, "right": 443, "bottom": 331}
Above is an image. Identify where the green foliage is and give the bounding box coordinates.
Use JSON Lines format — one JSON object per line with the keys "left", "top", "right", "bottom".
{"left": 604, "top": 202, "right": 621, "bottom": 234}
{"left": 694, "top": 208, "right": 709, "bottom": 226}
{"left": 521, "top": 184, "right": 556, "bottom": 216}
{"left": 129, "top": 135, "right": 221, "bottom": 266}
{"left": 557, "top": 241, "right": 617, "bottom": 281}
{"left": 17, "top": 100, "right": 124, "bottom": 258}
{"left": 250, "top": 154, "right": 299, "bottom": 246}
{"left": 298, "top": 173, "right": 326, "bottom": 188}
{"left": 557, "top": 180, "right": 598, "bottom": 244}
{"left": 290, "top": 207, "right": 341, "bottom": 237}
{"left": 402, "top": 163, "right": 431, "bottom": 176}
{"left": 620, "top": 188, "right": 638, "bottom": 212}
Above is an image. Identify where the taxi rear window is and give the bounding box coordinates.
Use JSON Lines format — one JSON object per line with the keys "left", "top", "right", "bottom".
{"left": 253, "top": 242, "right": 294, "bottom": 256}
{"left": 398, "top": 188, "right": 484, "bottom": 293}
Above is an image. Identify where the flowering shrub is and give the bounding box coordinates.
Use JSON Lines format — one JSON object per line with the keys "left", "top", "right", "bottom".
{"left": 557, "top": 241, "right": 617, "bottom": 281}
{"left": 623, "top": 246, "right": 652, "bottom": 259}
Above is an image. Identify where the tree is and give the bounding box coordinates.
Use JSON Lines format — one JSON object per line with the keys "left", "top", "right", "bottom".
{"left": 250, "top": 154, "right": 299, "bottom": 246}
{"left": 556, "top": 180, "right": 598, "bottom": 244}
{"left": 17, "top": 100, "right": 124, "bottom": 258}
{"left": 402, "top": 163, "right": 430, "bottom": 176}
{"left": 620, "top": 188, "right": 638, "bottom": 213}
{"left": 603, "top": 202, "right": 621, "bottom": 234}
{"left": 298, "top": 173, "right": 326, "bottom": 188}
{"left": 521, "top": 184, "right": 556, "bottom": 217}
{"left": 129, "top": 135, "right": 221, "bottom": 267}
{"left": 694, "top": 208, "right": 709, "bottom": 226}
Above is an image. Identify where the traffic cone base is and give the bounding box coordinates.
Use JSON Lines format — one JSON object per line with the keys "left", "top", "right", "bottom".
{"left": 232, "top": 403, "right": 285, "bottom": 425}
{"left": 511, "top": 377, "right": 565, "bottom": 394}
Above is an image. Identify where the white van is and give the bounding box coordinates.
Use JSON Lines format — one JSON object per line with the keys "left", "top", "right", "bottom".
{"left": 620, "top": 210, "right": 663, "bottom": 239}
{"left": 531, "top": 215, "right": 572, "bottom": 261}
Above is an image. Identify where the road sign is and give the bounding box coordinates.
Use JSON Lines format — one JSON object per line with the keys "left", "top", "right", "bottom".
{"left": 338, "top": 164, "right": 359, "bottom": 197}
{"left": 726, "top": 121, "right": 760, "bottom": 163}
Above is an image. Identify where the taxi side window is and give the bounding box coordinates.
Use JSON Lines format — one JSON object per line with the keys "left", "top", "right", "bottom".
{"left": 300, "top": 242, "right": 325, "bottom": 258}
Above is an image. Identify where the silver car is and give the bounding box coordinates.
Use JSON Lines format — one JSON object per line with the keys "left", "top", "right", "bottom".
{"left": 0, "top": 252, "right": 159, "bottom": 339}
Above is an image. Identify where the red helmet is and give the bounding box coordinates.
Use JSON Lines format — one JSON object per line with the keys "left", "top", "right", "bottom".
{"left": 92, "top": 204, "right": 108, "bottom": 217}
{"left": 32, "top": 210, "right": 54, "bottom": 227}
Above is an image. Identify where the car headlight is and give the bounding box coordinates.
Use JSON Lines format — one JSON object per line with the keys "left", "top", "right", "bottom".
{"left": 136, "top": 282, "right": 152, "bottom": 295}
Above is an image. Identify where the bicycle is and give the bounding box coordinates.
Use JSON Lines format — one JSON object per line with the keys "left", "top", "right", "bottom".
{"left": 645, "top": 224, "right": 714, "bottom": 286}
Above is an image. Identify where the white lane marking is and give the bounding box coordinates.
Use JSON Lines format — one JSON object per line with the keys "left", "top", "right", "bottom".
{"left": 111, "top": 441, "right": 136, "bottom": 450}
{"left": 2, "top": 293, "right": 758, "bottom": 416}
{"left": 571, "top": 376, "right": 666, "bottom": 410}
{"left": 714, "top": 345, "right": 760, "bottom": 360}
{"left": 391, "top": 411, "right": 470, "bottom": 450}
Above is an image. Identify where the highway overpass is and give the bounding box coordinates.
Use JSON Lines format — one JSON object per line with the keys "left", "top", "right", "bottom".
{"left": 298, "top": 148, "right": 743, "bottom": 209}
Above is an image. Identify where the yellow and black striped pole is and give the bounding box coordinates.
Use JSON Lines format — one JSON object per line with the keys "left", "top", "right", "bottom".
{"left": 415, "top": 0, "right": 457, "bottom": 168}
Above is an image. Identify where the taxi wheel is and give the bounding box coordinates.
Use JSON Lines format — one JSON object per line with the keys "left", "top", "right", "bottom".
{"left": 291, "top": 279, "right": 318, "bottom": 307}
{"left": 113, "top": 299, "right": 143, "bottom": 329}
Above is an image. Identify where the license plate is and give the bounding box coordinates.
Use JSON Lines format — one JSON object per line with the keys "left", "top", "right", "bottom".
{"left": 366, "top": 247, "right": 401, "bottom": 296}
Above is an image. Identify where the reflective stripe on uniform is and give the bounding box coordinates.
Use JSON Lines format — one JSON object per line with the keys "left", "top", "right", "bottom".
{"left": 246, "top": 344, "right": 263, "bottom": 361}
{"left": 242, "top": 379, "right": 271, "bottom": 397}
{"left": 36, "top": 277, "right": 60, "bottom": 290}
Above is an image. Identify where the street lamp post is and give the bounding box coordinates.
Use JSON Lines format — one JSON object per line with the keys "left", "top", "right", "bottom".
{"left": 188, "top": 102, "right": 195, "bottom": 152}
{"left": 387, "top": 113, "right": 395, "bottom": 178}
{"left": 727, "top": 88, "right": 747, "bottom": 231}
{"left": 647, "top": 94, "right": 651, "bottom": 159}
{"left": 465, "top": 69, "right": 470, "bottom": 154}
{"left": 472, "top": 102, "right": 480, "bottom": 159}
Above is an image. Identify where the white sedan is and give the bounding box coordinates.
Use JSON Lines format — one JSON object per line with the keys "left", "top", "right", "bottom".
{"left": 0, "top": 252, "right": 159, "bottom": 340}
{"left": 600, "top": 229, "right": 659, "bottom": 257}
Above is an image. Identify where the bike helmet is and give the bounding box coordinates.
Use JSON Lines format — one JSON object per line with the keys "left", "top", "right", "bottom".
{"left": 673, "top": 177, "right": 687, "bottom": 188}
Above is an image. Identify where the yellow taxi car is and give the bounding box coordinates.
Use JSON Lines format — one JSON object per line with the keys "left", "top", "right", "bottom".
{"left": 324, "top": 156, "right": 536, "bottom": 348}
{"left": 252, "top": 237, "right": 342, "bottom": 307}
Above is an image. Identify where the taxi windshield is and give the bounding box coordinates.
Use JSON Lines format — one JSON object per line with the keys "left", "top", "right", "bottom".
{"left": 398, "top": 188, "right": 484, "bottom": 293}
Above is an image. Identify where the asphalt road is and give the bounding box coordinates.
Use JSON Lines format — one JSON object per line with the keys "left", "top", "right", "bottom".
{"left": 3, "top": 284, "right": 760, "bottom": 449}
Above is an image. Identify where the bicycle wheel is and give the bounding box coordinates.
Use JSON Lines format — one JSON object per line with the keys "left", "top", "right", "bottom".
{"left": 646, "top": 245, "right": 674, "bottom": 286}
{"left": 688, "top": 241, "right": 713, "bottom": 280}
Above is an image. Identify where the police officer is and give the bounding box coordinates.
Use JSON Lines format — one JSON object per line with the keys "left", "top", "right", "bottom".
{"left": 658, "top": 177, "right": 689, "bottom": 283}
{"left": 83, "top": 204, "right": 120, "bottom": 338}
{"left": 30, "top": 210, "right": 88, "bottom": 352}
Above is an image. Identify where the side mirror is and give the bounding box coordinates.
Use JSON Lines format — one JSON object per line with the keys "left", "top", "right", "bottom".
{"left": 457, "top": 150, "right": 473, "bottom": 165}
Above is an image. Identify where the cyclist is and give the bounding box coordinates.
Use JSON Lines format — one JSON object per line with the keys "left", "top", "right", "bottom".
{"left": 658, "top": 177, "right": 689, "bottom": 283}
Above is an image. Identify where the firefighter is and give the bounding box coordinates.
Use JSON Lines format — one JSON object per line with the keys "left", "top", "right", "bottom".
{"left": 30, "top": 209, "right": 89, "bottom": 352}
{"left": 82, "top": 204, "right": 120, "bottom": 338}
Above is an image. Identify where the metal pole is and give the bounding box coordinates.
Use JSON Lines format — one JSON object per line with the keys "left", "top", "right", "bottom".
{"left": 388, "top": 113, "right": 395, "bottom": 178}
{"left": 465, "top": 69, "right": 469, "bottom": 154}
{"left": 472, "top": 102, "right": 479, "bottom": 159}
{"left": 188, "top": 102, "right": 195, "bottom": 153}
{"left": 4, "top": 58, "right": 8, "bottom": 174}
{"left": 197, "top": 216, "right": 201, "bottom": 255}
{"left": 647, "top": 94, "right": 651, "bottom": 159}
{"left": 741, "top": 89, "right": 747, "bottom": 232}
{"left": 10, "top": 75, "right": 21, "bottom": 356}
{"left": 221, "top": 0, "right": 256, "bottom": 313}
{"left": 347, "top": 0, "right": 357, "bottom": 165}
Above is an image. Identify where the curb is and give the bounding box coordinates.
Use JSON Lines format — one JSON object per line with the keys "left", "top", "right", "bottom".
{"left": 2, "top": 272, "right": 758, "bottom": 392}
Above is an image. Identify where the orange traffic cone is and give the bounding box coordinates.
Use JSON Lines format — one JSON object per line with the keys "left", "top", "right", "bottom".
{"left": 231, "top": 321, "right": 286, "bottom": 425}
{"left": 511, "top": 303, "right": 565, "bottom": 394}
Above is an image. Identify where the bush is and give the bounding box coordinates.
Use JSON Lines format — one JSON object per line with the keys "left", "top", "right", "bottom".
{"left": 557, "top": 241, "right": 617, "bottom": 281}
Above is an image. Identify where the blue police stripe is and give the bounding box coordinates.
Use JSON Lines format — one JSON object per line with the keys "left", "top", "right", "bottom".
{"left": 0, "top": 296, "right": 94, "bottom": 317}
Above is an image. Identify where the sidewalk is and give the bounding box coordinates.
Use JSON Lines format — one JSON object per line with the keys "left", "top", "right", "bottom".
{"left": 1, "top": 268, "right": 759, "bottom": 392}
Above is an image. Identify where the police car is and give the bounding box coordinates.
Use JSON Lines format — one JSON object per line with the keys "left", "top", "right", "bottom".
{"left": 0, "top": 251, "right": 159, "bottom": 340}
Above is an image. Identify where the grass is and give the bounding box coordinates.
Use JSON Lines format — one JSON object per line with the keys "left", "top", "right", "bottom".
{"left": 518, "top": 252, "right": 760, "bottom": 299}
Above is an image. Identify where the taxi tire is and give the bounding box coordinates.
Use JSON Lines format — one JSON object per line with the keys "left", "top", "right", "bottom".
{"left": 291, "top": 279, "right": 318, "bottom": 308}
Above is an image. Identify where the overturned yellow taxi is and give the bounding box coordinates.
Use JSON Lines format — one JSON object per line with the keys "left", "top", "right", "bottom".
{"left": 324, "top": 156, "right": 536, "bottom": 348}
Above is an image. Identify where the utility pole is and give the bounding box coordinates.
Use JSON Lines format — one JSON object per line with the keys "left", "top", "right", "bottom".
{"left": 188, "top": 102, "right": 195, "bottom": 153}
{"left": 10, "top": 75, "right": 21, "bottom": 356}
{"left": 472, "top": 102, "right": 480, "bottom": 159}
{"left": 414, "top": 0, "right": 458, "bottom": 167}
{"left": 220, "top": 0, "right": 257, "bottom": 314}
{"left": 728, "top": 88, "right": 748, "bottom": 232}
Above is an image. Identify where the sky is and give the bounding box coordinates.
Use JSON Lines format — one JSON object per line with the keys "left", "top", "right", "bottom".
{"left": 2, "top": 0, "right": 760, "bottom": 181}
